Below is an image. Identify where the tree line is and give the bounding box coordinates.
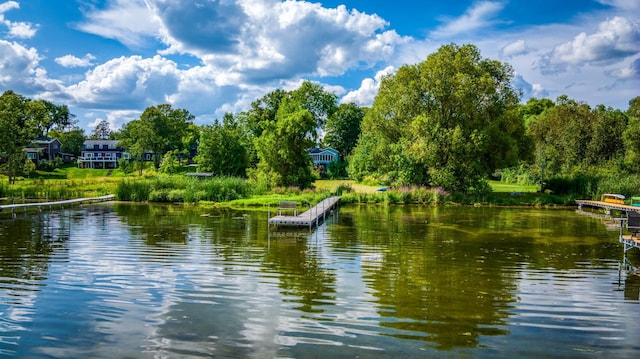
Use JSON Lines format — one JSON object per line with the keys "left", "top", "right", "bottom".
{"left": 2, "top": 43, "right": 639, "bottom": 196}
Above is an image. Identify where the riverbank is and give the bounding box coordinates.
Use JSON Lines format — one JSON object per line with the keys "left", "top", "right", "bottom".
{"left": 1, "top": 165, "right": 574, "bottom": 208}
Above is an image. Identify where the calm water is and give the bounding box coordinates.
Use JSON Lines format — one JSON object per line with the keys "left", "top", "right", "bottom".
{"left": 0, "top": 203, "right": 638, "bottom": 358}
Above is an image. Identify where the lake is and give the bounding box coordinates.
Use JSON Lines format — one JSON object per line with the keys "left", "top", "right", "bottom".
{"left": 0, "top": 203, "right": 638, "bottom": 358}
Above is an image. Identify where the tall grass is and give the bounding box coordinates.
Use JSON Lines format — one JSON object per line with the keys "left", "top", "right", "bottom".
{"left": 545, "top": 173, "right": 640, "bottom": 200}
{"left": 340, "top": 186, "right": 449, "bottom": 205}
{"left": 1, "top": 178, "right": 119, "bottom": 201}
{"left": 116, "top": 176, "right": 253, "bottom": 203}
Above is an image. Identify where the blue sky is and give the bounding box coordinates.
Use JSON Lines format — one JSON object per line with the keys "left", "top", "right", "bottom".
{"left": 1, "top": 0, "right": 638, "bottom": 133}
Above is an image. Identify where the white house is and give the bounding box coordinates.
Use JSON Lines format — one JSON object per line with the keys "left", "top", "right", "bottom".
{"left": 77, "top": 140, "right": 130, "bottom": 169}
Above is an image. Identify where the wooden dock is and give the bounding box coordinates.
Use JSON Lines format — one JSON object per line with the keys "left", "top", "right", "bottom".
{"left": 620, "top": 234, "right": 640, "bottom": 253}
{"left": 575, "top": 200, "right": 640, "bottom": 213}
{"left": 0, "top": 194, "right": 116, "bottom": 216}
{"left": 268, "top": 196, "right": 340, "bottom": 229}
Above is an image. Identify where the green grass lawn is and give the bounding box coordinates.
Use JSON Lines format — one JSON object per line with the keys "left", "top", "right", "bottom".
{"left": 488, "top": 180, "right": 539, "bottom": 193}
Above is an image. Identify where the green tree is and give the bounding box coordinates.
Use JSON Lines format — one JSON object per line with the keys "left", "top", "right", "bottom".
{"left": 587, "top": 105, "right": 627, "bottom": 166}
{"left": 23, "top": 158, "right": 36, "bottom": 177}
{"left": 120, "top": 104, "right": 194, "bottom": 169}
{"left": 323, "top": 103, "right": 365, "bottom": 159}
{"left": 242, "top": 82, "right": 338, "bottom": 188}
{"left": 159, "top": 150, "right": 180, "bottom": 174}
{"left": 119, "top": 120, "right": 154, "bottom": 175}
{"left": 253, "top": 101, "right": 317, "bottom": 188}
{"left": 624, "top": 97, "right": 640, "bottom": 173}
{"left": 196, "top": 114, "right": 249, "bottom": 177}
{"left": 28, "top": 100, "right": 75, "bottom": 138}
{"left": 349, "top": 43, "right": 523, "bottom": 192}
{"left": 0, "top": 91, "right": 36, "bottom": 184}
{"left": 90, "top": 120, "right": 112, "bottom": 140}
{"left": 49, "top": 127, "right": 86, "bottom": 156}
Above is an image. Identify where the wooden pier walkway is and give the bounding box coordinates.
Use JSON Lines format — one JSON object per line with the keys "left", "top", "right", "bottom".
{"left": 620, "top": 234, "right": 640, "bottom": 253}
{"left": 0, "top": 194, "right": 116, "bottom": 216}
{"left": 575, "top": 200, "right": 640, "bottom": 213}
{"left": 268, "top": 196, "right": 340, "bottom": 229}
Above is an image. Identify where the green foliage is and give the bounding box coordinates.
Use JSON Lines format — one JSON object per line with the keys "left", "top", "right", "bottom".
{"left": 350, "top": 44, "right": 524, "bottom": 193}
{"left": 37, "top": 157, "right": 63, "bottom": 172}
{"left": 623, "top": 104, "right": 640, "bottom": 173}
{"left": 195, "top": 113, "right": 248, "bottom": 177}
{"left": 90, "top": 119, "right": 112, "bottom": 140}
{"left": 115, "top": 176, "right": 253, "bottom": 203}
{"left": 49, "top": 127, "right": 86, "bottom": 156}
{"left": 23, "top": 159, "right": 36, "bottom": 177}
{"left": 159, "top": 151, "right": 180, "bottom": 174}
{"left": 323, "top": 103, "right": 364, "bottom": 159}
{"left": 118, "top": 158, "right": 134, "bottom": 175}
{"left": 528, "top": 95, "right": 630, "bottom": 177}
{"left": 0, "top": 90, "right": 37, "bottom": 184}
{"left": 119, "top": 104, "right": 194, "bottom": 169}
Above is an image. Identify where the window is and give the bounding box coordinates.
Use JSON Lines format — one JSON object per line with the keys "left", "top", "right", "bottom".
{"left": 86, "top": 153, "right": 92, "bottom": 158}
{"left": 103, "top": 145, "right": 109, "bottom": 150}
{"left": 27, "top": 153, "right": 36, "bottom": 159}
{"left": 53, "top": 144, "right": 59, "bottom": 150}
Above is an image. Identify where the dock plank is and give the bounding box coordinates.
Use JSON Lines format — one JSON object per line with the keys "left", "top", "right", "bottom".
{"left": 0, "top": 194, "right": 116, "bottom": 213}
{"left": 269, "top": 196, "right": 340, "bottom": 228}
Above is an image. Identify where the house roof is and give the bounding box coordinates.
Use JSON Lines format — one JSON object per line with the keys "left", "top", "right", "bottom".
{"left": 83, "top": 139, "right": 119, "bottom": 146}
{"left": 308, "top": 147, "right": 340, "bottom": 156}
{"left": 34, "top": 138, "right": 60, "bottom": 145}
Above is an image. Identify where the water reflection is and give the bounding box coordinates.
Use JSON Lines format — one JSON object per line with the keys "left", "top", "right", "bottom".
{"left": 0, "top": 204, "right": 638, "bottom": 358}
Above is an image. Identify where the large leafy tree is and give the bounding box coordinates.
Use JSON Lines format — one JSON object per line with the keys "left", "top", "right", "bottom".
{"left": 527, "top": 95, "right": 629, "bottom": 176}
{"left": 624, "top": 96, "right": 640, "bottom": 173}
{"left": 0, "top": 91, "right": 36, "bottom": 184}
{"left": 349, "top": 43, "right": 524, "bottom": 192}
{"left": 323, "top": 103, "right": 365, "bottom": 159}
{"left": 120, "top": 104, "right": 194, "bottom": 169}
{"left": 243, "top": 81, "right": 338, "bottom": 188}
{"left": 90, "top": 119, "right": 112, "bottom": 140}
{"left": 196, "top": 113, "right": 249, "bottom": 177}
{"left": 29, "top": 100, "right": 75, "bottom": 138}
{"left": 49, "top": 127, "right": 86, "bottom": 156}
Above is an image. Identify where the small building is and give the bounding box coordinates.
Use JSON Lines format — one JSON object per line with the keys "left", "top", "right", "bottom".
{"left": 24, "top": 138, "right": 65, "bottom": 166}
{"left": 308, "top": 148, "right": 340, "bottom": 173}
{"left": 77, "top": 140, "right": 130, "bottom": 169}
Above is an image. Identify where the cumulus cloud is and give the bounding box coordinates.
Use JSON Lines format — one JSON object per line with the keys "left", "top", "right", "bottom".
{"left": 66, "top": 55, "right": 181, "bottom": 109}
{"left": 0, "top": 1, "right": 37, "bottom": 38}
{"left": 607, "top": 58, "right": 640, "bottom": 80}
{"left": 596, "top": 0, "right": 640, "bottom": 10}
{"left": 79, "top": 0, "right": 405, "bottom": 85}
{"left": 55, "top": 53, "right": 97, "bottom": 68}
{"left": 341, "top": 65, "right": 395, "bottom": 106}
{"left": 430, "top": 1, "right": 505, "bottom": 39}
{"left": 501, "top": 40, "right": 531, "bottom": 58}
{"left": 512, "top": 74, "right": 548, "bottom": 100}
{"left": 76, "top": 0, "right": 160, "bottom": 48}
{"left": 538, "top": 16, "right": 640, "bottom": 74}
{"left": 0, "top": 39, "right": 63, "bottom": 94}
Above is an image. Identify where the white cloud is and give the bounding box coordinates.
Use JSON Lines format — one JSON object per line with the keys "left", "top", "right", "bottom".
{"left": 66, "top": 55, "right": 181, "bottom": 109}
{"left": 88, "top": 110, "right": 141, "bottom": 132}
{"left": 0, "top": 40, "right": 44, "bottom": 90}
{"left": 596, "top": 0, "right": 640, "bottom": 11}
{"left": 55, "top": 54, "right": 97, "bottom": 68}
{"left": 341, "top": 66, "right": 395, "bottom": 106}
{"left": 607, "top": 57, "right": 640, "bottom": 80}
{"left": 501, "top": 40, "right": 531, "bottom": 58}
{"left": 0, "top": 1, "right": 37, "bottom": 39}
{"left": 430, "top": 1, "right": 505, "bottom": 39}
{"left": 80, "top": 0, "right": 405, "bottom": 84}
{"left": 76, "top": 0, "right": 160, "bottom": 48}
{"left": 538, "top": 16, "right": 640, "bottom": 73}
